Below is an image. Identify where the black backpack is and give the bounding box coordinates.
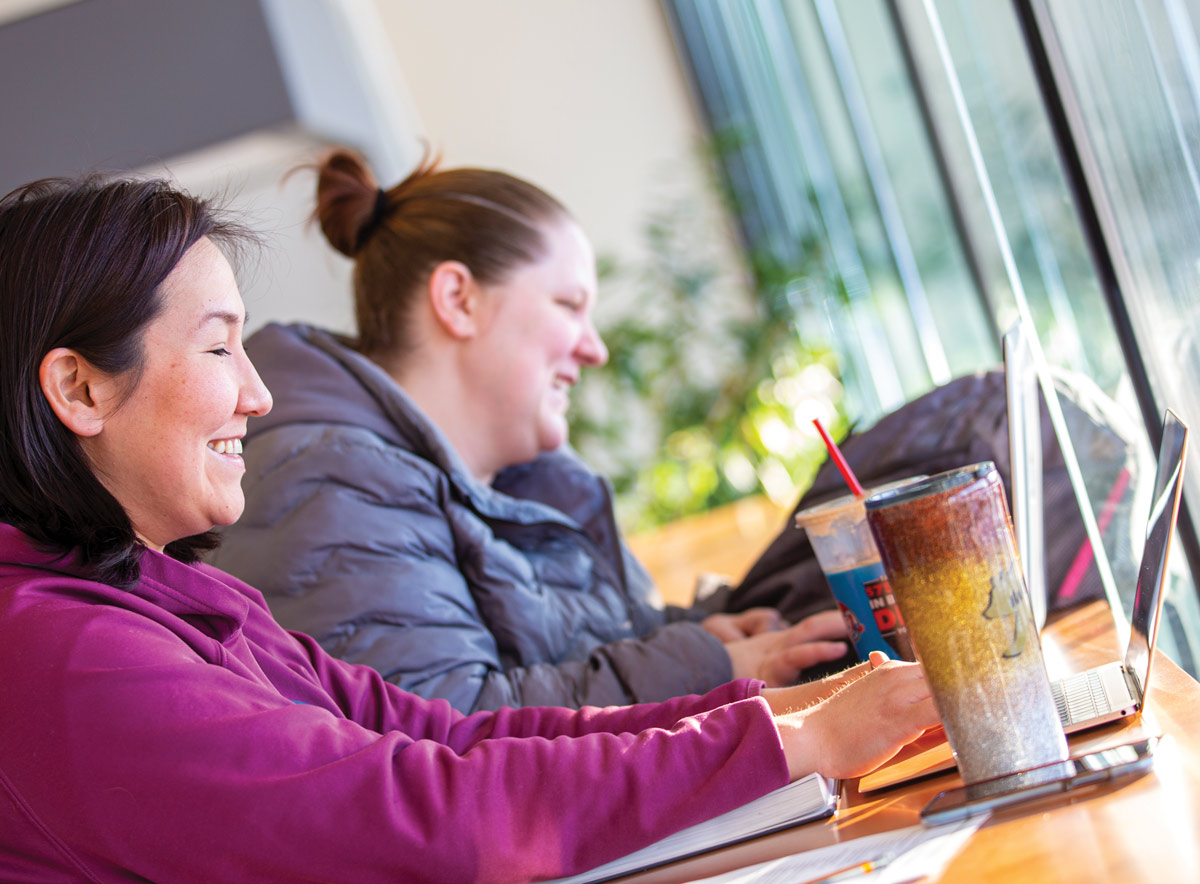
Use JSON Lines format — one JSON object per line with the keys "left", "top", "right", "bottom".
{"left": 723, "top": 369, "right": 1139, "bottom": 648}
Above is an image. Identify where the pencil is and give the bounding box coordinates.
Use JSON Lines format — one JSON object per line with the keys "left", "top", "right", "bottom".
{"left": 797, "top": 855, "right": 890, "bottom": 884}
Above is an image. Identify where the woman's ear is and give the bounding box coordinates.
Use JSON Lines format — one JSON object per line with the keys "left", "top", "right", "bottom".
{"left": 38, "top": 348, "right": 111, "bottom": 437}
{"left": 427, "top": 260, "right": 480, "bottom": 340}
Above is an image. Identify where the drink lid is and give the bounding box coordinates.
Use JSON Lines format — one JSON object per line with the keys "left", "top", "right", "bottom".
{"left": 863, "top": 462, "right": 997, "bottom": 511}
{"left": 795, "top": 475, "right": 927, "bottom": 532}
{"left": 793, "top": 493, "right": 865, "bottom": 533}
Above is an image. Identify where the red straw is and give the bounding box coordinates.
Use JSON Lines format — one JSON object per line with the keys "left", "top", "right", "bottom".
{"left": 812, "top": 418, "right": 866, "bottom": 498}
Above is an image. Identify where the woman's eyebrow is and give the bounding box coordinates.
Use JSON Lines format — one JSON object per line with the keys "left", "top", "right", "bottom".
{"left": 196, "top": 309, "right": 247, "bottom": 330}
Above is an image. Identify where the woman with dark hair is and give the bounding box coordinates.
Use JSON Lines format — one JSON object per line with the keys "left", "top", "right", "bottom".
{"left": 212, "top": 149, "right": 850, "bottom": 714}
{"left": 0, "top": 175, "right": 249, "bottom": 582}
{"left": 0, "top": 173, "right": 935, "bottom": 882}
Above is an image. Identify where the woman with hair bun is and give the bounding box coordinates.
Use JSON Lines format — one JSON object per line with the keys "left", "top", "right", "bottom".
{"left": 213, "top": 149, "right": 851, "bottom": 713}
{"left": 0, "top": 172, "right": 934, "bottom": 882}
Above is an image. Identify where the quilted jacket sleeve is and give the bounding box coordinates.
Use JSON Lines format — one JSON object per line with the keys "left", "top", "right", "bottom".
{"left": 213, "top": 427, "right": 733, "bottom": 713}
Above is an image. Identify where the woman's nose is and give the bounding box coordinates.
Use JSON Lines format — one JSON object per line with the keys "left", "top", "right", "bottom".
{"left": 577, "top": 320, "right": 608, "bottom": 367}
{"left": 239, "top": 357, "right": 273, "bottom": 417}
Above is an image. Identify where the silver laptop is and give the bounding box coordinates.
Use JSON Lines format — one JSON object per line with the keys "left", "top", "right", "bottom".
{"left": 1003, "top": 321, "right": 1046, "bottom": 630}
{"left": 1051, "top": 410, "right": 1186, "bottom": 731}
{"left": 1003, "top": 323, "right": 1189, "bottom": 733}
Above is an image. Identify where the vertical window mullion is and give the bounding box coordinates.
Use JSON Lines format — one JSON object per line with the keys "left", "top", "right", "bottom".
{"left": 885, "top": 0, "right": 1002, "bottom": 346}
{"left": 1013, "top": 0, "right": 1200, "bottom": 620}
{"left": 814, "top": 0, "right": 951, "bottom": 386}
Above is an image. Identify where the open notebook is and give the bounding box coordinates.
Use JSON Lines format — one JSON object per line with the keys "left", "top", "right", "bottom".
{"left": 543, "top": 773, "right": 837, "bottom": 884}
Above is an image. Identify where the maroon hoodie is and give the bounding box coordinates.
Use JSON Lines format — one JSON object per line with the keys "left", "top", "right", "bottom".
{"left": 0, "top": 524, "right": 786, "bottom": 883}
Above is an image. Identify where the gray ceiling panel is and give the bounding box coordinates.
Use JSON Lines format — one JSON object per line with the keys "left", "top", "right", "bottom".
{"left": 0, "top": 0, "right": 294, "bottom": 193}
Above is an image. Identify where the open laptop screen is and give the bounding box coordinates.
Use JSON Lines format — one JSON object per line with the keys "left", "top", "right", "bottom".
{"left": 1126, "top": 410, "right": 1189, "bottom": 694}
{"left": 1004, "top": 320, "right": 1047, "bottom": 630}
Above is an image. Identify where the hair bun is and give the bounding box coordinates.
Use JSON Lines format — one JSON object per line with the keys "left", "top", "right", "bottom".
{"left": 314, "top": 150, "right": 381, "bottom": 257}
{"left": 355, "top": 188, "right": 391, "bottom": 251}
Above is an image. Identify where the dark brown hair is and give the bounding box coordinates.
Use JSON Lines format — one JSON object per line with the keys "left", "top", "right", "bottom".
{"left": 313, "top": 148, "right": 570, "bottom": 355}
{"left": 0, "top": 175, "right": 250, "bottom": 586}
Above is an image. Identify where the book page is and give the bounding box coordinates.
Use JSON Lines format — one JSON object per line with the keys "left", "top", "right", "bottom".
{"left": 687, "top": 815, "right": 988, "bottom": 884}
{"left": 544, "top": 774, "right": 838, "bottom": 884}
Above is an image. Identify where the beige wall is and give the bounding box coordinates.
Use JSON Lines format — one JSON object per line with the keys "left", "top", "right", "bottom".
{"left": 1, "top": 0, "right": 751, "bottom": 334}
{"left": 372, "top": 0, "right": 750, "bottom": 318}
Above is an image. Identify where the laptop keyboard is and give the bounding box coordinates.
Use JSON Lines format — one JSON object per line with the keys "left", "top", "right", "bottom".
{"left": 1051, "top": 669, "right": 1109, "bottom": 725}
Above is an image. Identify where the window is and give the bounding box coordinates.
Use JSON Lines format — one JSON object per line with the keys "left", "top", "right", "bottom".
{"left": 667, "top": 0, "right": 1200, "bottom": 675}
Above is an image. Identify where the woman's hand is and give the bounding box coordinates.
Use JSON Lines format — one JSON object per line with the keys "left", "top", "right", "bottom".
{"left": 772, "top": 658, "right": 937, "bottom": 781}
{"left": 724, "top": 610, "right": 850, "bottom": 687}
{"left": 701, "top": 608, "right": 783, "bottom": 641}
{"left": 762, "top": 650, "right": 891, "bottom": 711}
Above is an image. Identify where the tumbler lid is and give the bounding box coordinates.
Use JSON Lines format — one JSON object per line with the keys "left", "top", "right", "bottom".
{"left": 863, "top": 462, "right": 997, "bottom": 511}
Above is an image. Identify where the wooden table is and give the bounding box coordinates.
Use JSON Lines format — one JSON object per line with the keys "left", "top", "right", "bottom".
{"left": 622, "top": 600, "right": 1200, "bottom": 883}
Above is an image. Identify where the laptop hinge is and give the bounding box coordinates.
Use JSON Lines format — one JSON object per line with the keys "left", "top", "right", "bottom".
{"left": 1123, "top": 666, "right": 1144, "bottom": 706}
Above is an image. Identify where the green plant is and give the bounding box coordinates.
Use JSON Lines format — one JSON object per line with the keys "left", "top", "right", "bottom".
{"left": 568, "top": 181, "right": 849, "bottom": 533}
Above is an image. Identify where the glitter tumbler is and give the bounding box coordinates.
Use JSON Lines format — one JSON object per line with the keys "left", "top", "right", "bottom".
{"left": 864, "top": 463, "right": 1069, "bottom": 785}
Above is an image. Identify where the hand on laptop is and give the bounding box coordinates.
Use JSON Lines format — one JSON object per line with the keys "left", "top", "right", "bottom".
{"left": 760, "top": 649, "right": 897, "bottom": 710}
{"left": 724, "top": 610, "right": 849, "bottom": 686}
{"left": 769, "top": 658, "right": 938, "bottom": 780}
{"left": 701, "top": 607, "right": 784, "bottom": 641}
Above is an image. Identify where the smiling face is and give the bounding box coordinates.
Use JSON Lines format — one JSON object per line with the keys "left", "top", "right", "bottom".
{"left": 464, "top": 218, "right": 607, "bottom": 477}
{"left": 77, "top": 238, "right": 272, "bottom": 551}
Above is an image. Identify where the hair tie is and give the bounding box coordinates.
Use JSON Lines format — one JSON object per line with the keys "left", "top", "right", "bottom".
{"left": 356, "top": 188, "right": 390, "bottom": 250}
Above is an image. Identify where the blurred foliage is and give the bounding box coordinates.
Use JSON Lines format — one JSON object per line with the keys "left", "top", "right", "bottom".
{"left": 569, "top": 174, "right": 850, "bottom": 533}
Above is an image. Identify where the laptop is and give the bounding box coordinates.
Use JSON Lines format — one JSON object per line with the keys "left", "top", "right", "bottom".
{"left": 1049, "top": 408, "right": 1187, "bottom": 731}
{"left": 1003, "top": 321, "right": 1047, "bottom": 631}
{"left": 859, "top": 363, "right": 1186, "bottom": 792}
{"left": 1004, "top": 321, "right": 1189, "bottom": 732}
{"left": 858, "top": 385, "right": 1188, "bottom": 793}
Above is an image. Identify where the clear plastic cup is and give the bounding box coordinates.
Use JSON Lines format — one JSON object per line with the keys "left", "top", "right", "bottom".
{"left": 794, "top": 486, "right": 917, "bottom": 663}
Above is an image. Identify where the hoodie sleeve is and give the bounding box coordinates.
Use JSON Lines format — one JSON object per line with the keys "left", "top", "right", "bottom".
{"left": 0, "top": 575, "right": 787, "bottom": 884}
{"left": 214, "top": 427, "right": 734, "bottom": 713}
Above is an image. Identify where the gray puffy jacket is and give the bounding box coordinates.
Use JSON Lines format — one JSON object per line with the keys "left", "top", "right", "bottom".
{"left": 210, "top": 323, "right": 730, "bottom": 713}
